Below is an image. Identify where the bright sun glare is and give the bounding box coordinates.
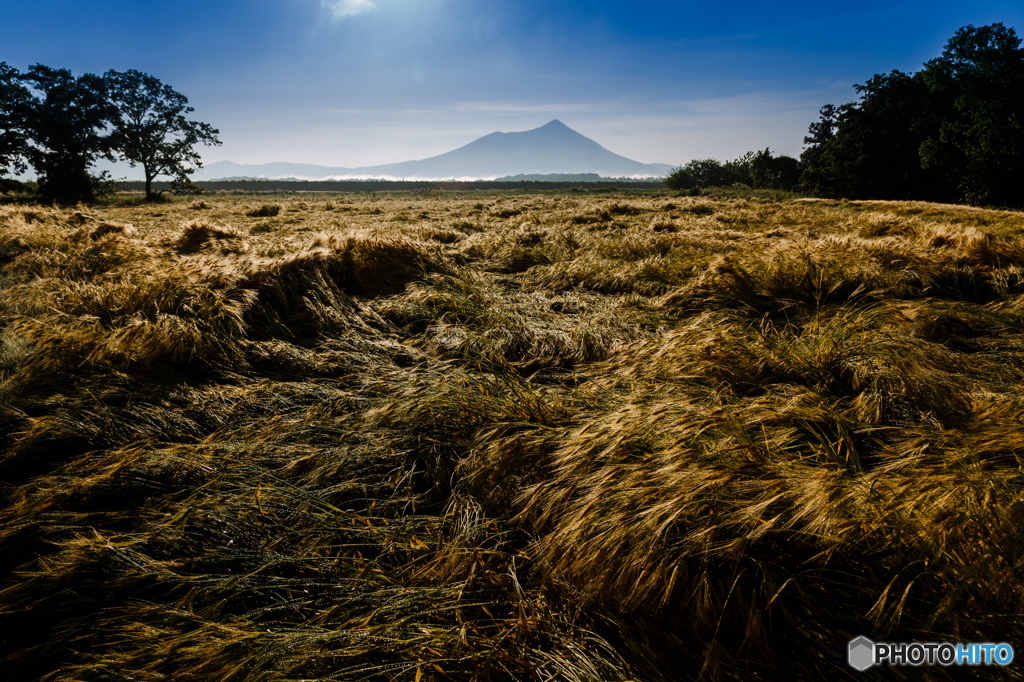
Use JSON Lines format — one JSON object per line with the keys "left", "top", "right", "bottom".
{"left": 323, "top": 0, "right": 376, "bottom": 20}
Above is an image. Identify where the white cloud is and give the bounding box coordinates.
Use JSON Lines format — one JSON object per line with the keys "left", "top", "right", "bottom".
{"left": 323, "top": 0, "right": 376, "bottom": 19}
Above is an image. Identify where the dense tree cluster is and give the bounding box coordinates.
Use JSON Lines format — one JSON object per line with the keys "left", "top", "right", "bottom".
{"left": 0, "top": 64, "right": 219, "bottom": 202}
{"left": 801, "top": 23, "right": 1024, "bottom": 207}
{"left": 665, "top": 148, "right": 800, "bottom": 192}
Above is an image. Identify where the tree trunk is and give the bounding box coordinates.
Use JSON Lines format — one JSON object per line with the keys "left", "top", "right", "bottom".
{"left": 144, "top": 160, "right": 157, "bottom": 200}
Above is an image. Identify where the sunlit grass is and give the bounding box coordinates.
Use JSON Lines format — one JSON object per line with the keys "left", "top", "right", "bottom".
{"left": 1, "top": 191, "right": 1024, "bottom": 680}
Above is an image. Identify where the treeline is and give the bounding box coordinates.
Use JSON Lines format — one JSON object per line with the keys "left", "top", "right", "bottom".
{"left": 0, "top": 64, "right": 218, "bottom": 202}
{"left": 665, "top": 148, "right": 800, "bottom": 192}
{"left": 119, "top": 179, "right": 667, "bottom": 193}
{"left": 801, "top": 23, "right": 1024, "bottom": 207}
{"left": 494, "top": 173, "right": 662, "bottom": 183}
{"left": 666, "top": 23, "right": 1023, "bottom": 208}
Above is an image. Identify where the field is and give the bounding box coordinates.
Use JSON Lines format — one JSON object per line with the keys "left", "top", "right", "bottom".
{"left": 2, "top": 189, "right": 1024, "bottom": 680}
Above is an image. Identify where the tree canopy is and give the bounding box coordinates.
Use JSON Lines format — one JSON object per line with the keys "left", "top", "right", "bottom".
{"left": 104, "top": 69, "right": 220, "bottom": 199}
{"left": 801, "top": 23, "right": 1024, "bottom": 207}
{"left": 665, "top": 154, "right": 751, "bottom": 190}
{"left": 920, "top": 23, "right": 1024, "bottom": 205}
{"left": 666, "top": 149, "right": 799, "bottom": 192}
{"left": 749, "top": 148, "right": 800, "bottom": 190}
{"left": 19, "top": 65, "right": 114, "bottom": 203}
{"left": 0, "top": 62, "right": 31, "bottom": 179}
{"left": 799, "top": 104, "right": 838, "bottom": 171}
{"left": 0, "top": 64, "right": 218, "bottom": 203}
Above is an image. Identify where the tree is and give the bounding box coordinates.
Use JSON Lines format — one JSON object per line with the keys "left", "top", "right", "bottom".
{"left": 800, "top": 70, "right": 940, "bottom": 201}
{"left": 21, "top": 64, "right": 114, "bottom": 203}
{"left": 799, "top": 104, "right": 838, "bottom": 171}
{"left": 800, "top": 23, "right": 1024, "bottom": 207}
{"left": 919, "top": 23, "right": 1024, "bottom": 206}
{"left": 750, "top": 149, "right": 800, "bottom": 190}
{"left": 722, "top": 151, "right": 755, "bottom": 186}
{"left": 664, "top": 165, "right": 696, "bottom": 190}
{"left": 665, "top": 153, "right": 754, "bottom": 190}
{"left": 686, "top": 158, "right": 728, "bottom": 188}
{"left": 104, "top": 69, "right": 220, "bottom": 199}
{"left": 0, "top": 62, "right": 31, "bottom": 180}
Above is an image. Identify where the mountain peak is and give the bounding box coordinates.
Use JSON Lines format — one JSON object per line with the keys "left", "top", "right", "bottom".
{"left": 535, "top": 119, "right": 572, "bottom": 133}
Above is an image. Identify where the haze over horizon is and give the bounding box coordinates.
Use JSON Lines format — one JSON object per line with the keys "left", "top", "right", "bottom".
{"left": 192, "top": 119, "right": 677, "bottom": 180}
{"left": 3, "top": 1, "right": 1022, "bottom": 180}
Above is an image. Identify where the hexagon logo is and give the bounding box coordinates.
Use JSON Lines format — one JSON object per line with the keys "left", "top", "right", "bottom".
{"left": 848, "top": 636, "right": 875, "bottom": 671}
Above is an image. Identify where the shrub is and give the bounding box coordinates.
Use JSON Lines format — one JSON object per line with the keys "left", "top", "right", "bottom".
{"left": 246, "top": 204, "right": 281, "bottom": 218}
{"left": 174, "top": 221, "right": 243, "bottom": 252}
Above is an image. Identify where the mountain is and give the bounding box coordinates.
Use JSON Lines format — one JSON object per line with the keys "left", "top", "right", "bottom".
{"left": 195, "top": 121, "right": 673, "bottom": 181}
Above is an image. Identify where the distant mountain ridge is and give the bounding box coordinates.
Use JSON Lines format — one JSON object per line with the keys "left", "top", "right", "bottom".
{"left": 196, "top": 121, "right": 674, "bottom": 181}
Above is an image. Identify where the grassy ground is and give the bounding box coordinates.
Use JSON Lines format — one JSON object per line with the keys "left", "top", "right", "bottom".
{"left": 1, "top": 189, "right": 1024, "bottom": 680}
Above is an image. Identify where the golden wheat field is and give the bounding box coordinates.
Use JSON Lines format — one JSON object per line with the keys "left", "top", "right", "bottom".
{"left": 2, "top": 188, "right": 1024, "bottom": 681}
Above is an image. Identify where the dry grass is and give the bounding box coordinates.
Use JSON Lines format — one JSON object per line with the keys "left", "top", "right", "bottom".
{"left": 1, "top": 192, "right": 1024, "bottom": 680}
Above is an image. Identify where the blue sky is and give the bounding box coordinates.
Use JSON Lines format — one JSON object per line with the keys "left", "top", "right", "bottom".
{"left": 4, "top": 1, "right": 1022, "bottom": 175}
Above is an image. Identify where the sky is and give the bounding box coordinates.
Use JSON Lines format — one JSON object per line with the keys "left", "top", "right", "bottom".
{"left": 3, "top": 1, "right": 1023, "bottom": 177}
